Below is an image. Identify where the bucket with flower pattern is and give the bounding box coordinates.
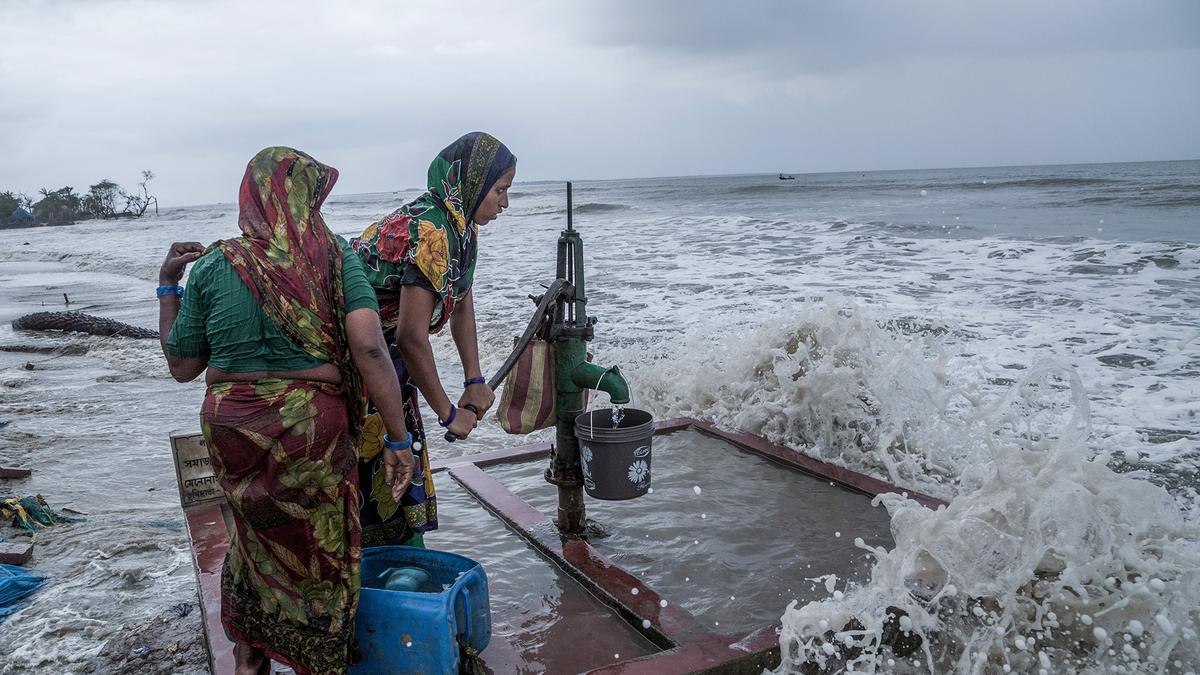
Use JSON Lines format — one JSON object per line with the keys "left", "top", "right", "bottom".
{"left": 575, "top": 408, "right": 654, "bottom": 500}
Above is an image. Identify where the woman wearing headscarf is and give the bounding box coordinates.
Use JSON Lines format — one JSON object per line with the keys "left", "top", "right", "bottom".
{"left": 159, "top": 147, "right": 414, "bottom": 675}
{"left": 351, "top": 131, "right": 516, "bottom": 547}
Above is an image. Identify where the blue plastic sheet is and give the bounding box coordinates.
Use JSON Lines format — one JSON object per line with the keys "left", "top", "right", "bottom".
{"left": 0, "top": 563, "right": 47, "bottom": 621}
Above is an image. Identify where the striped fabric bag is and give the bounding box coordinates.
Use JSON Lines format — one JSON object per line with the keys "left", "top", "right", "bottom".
{"left": 496, "top": 338, "right": 557, "bottom": 434}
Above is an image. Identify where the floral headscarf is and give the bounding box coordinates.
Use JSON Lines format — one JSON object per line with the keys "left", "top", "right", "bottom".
{"left": 216, "top": 146, "right": 366, "bottom": 439}
{"left": 353, "top": 132, "right": 516, "bottom": 333}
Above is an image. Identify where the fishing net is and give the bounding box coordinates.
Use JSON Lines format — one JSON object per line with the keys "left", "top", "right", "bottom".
{"left": 1, "top": 495, "right": 82, "bottom": 531}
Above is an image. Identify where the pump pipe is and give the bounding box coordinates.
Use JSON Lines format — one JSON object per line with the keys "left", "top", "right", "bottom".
{"left": 543, "top": 181, "right": 631, "bottom": 536}
{"left": 445, "top": 181, "right": 629, "bottom": 538}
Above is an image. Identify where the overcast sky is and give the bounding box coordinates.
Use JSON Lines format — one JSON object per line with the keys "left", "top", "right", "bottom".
{"left": 1, "top": 0, "right": 1197, "bottom": 207}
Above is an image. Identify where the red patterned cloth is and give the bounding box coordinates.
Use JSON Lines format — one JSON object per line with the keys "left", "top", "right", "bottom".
{"left": 203, "top": 379, "right": 360, "bottom": 675}
{"left": 216, "top": 147, "right": 366, "bottom": 440}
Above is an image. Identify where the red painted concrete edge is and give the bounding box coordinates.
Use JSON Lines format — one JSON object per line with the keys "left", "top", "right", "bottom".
{"left": 432, "top": 442, "right": 552, "bottom": 472}
{"left": 182, "top": 416, "right": 919, "bottom": 673}
{"left": 583, "top": 629, "right": 782, "bottom": 675}
{"left": 431, "top": 418, "right": 694, "bottom": 473}
{"left": 184, "top": 503, "right": 235, "bottom": 675}
{"left": 446, "top": 462, "right": 711, "bottom": 649}
{"left": 688, "top": 419, "right": 948, "bottom": 510}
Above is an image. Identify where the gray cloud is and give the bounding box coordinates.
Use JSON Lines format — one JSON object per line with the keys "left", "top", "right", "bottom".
{"left": 574, "top": 0, "right": 1200, "bottom": 74}
{"left": 0, "top": 0, "right": 1196, "bottom": 206}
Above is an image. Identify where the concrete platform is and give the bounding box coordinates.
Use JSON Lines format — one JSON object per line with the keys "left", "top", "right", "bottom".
{"left": 179, "top": 418, "right": 943, "bottom": 674}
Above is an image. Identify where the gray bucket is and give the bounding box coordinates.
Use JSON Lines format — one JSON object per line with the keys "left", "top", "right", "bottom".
{"left": 574, "top": 408, "right": 654, "bottom": 500}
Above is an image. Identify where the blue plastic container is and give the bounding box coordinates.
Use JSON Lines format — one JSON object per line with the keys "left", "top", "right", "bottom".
{"left": 352, "top": 546, "right": 490, "bottom": 675}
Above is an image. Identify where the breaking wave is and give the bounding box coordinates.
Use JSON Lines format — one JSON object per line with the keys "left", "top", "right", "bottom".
{"left": 611, "top": 297, "right": 1200, "bottom": 673}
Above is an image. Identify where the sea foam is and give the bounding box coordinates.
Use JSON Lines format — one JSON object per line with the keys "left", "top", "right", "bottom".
{"left": 611, "top": 297, "right": 1200, "bottom": 672}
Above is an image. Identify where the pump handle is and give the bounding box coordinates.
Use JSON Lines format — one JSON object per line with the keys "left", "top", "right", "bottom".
{"left": 443, "top": 279, "right": 573, "bottom": 443}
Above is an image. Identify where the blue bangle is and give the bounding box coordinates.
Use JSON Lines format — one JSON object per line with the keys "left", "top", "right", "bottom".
{"left": 156, "top": 285, "right": 184, "bottom": 298}
{"left": 438, "top": 404, "right": 457, "bottom": 428}
{"left": 383, "top": 432, "right": 413, "bottom": 451}
{"left": 463, "top": 376, "right": 486, "bottom": 387}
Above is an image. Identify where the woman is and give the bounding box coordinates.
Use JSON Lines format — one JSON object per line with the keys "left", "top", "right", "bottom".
{"left": 159, "top": 147, "right": 413, "bottom": 675}
{"left": 351, "top": 131, "right": 517, "bottom": 547}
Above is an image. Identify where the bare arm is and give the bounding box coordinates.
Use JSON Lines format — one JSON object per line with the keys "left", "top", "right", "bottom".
{"left": 451, "top": 290, "right": 495, "bottom": 415}
{"left": 158, "top": 242, "right": 207, "bottom": 382}
{"left": 394, "top": 286, "right": 477, "bottom": 439}
{"left": 346, "top": 307, "right": 414, "bottom": 498}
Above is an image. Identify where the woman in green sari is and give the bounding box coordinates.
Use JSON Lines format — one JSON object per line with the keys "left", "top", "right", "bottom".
{"left": 160, "top": 147, "right": 414, "bottom": 674}
{"left": 351, "top": 132, "right": 517, "bottom": 546}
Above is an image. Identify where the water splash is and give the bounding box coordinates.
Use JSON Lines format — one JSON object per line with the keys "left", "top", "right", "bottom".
{"left": 611, "top": 405, "right": 625, "bottom": 429}
{"left": 777, "top": 364, "right": 1200, "bottom": 672}
{"left": 604, "top": 297, "right": 1200, "bottom": 672}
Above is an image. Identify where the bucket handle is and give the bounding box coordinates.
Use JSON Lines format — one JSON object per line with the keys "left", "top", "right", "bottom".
{"left": 582, "top": 365, "right": 608, "bottom": 440}
{"left": 456, "top": 586, "right": 473, "bottom": 642}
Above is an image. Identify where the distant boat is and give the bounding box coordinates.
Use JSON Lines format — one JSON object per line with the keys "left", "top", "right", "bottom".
{"left": 778, "top": 173, "right": 795, "bottom": 180}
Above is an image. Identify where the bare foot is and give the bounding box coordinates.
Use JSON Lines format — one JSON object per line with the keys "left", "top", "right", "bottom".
{"left": 233, "top": 641, "right": 270, "bottom": 675}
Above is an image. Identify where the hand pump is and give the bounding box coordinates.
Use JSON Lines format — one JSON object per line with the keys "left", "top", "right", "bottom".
{"left": 545, "top": 182, "right": 630, "bottom": 536}
{"left": 452, "top": 182, "right": 630, "bottom": 536}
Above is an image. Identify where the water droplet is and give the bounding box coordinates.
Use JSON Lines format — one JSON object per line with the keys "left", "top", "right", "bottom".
{"left": 660, "top": 599, "right": 668, "bottom": 607}
{"left": 642, "top": 619, "right": 651, "bottom": 629}
{"left": 692, "top": 485, "right": 702, "bottom": 495}
{"left": 834, "top": 531, "right": 841, "bottom": 538}
{"left": 631, "top": 588, "right": 638, "bottom": 595}
{"left": 701, "top": 513, "right": 706, "bottom": 519}
{"left": 920, "top": 189, "right": 927, "bottom": 196}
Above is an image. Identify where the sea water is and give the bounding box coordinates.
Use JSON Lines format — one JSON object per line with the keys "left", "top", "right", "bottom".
{"left": 0, "top": 160, "right": 1197, "bottom": 672}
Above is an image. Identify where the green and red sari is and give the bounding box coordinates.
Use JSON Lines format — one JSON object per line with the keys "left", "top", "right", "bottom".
{"left": 203, "top": 147, "right": 365, "bottom": 674}
{"left": 351, "top": 132, "right": 515, "bottom": 547}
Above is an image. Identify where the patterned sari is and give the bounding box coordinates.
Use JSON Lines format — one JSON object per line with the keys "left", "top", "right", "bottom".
{"left": 351, "top": 132, "right": 516, "bottom": 546}
{"left": 203, "top": 147, "right": 364, "bottom": 674}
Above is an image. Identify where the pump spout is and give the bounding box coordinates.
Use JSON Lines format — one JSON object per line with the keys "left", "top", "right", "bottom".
{"left": 571, "top": 362, "right": 630, "bottom": 405}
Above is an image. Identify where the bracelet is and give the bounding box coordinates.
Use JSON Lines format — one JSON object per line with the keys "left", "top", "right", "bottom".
{"left": 463, "top": 376, "right": 486, "bottom": 387}
{"left": 437, "top": 404, "right": 457, "bottom": 428}
{"left": 383, "top": 432, "right": 413, "bottom": 451}
{"left": 156, "top": 285, "right": 184, "bottom": 298}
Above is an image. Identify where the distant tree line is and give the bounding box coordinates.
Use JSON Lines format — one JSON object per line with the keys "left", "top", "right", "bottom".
{"left": 1, "top": 171, "right": 158, "bottom": 228}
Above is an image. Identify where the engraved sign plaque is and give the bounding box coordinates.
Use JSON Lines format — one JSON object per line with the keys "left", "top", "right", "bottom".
{"left": 171, "top": 432, "right": 224, "bottom": 509}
